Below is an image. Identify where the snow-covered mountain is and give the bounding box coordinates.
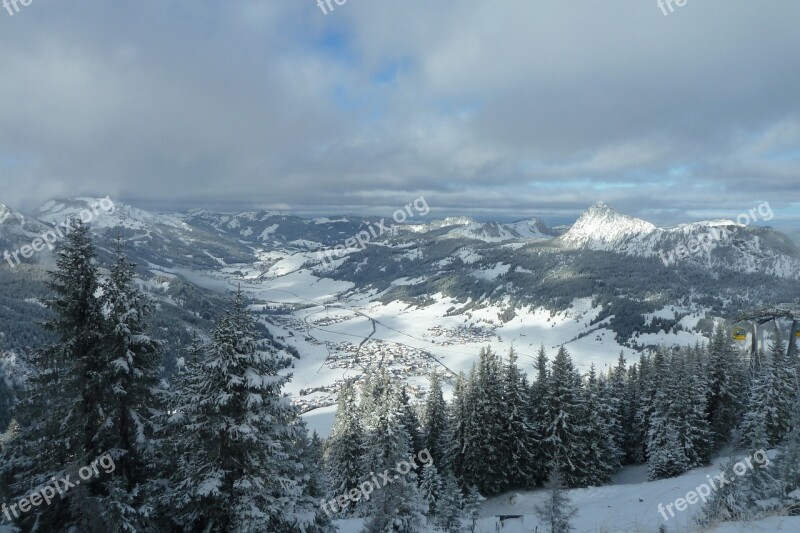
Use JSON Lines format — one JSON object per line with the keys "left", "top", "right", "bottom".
{"left": 394, "top": 216, "right": 554, "bottom": 242}
{"left": 1, "top": 197, "right": 799, "bottom": 357}
{"left": 2, "top": 196, "right": 800, "bottom": 423}
{"left": 505, "top": 217, "right": 555, "bottom": 239}
{"left": 38, "top": 197, "right": 187, "bottom": 231}
{"left": 0, "top": 203, "right": 51, "bottom": 237}
{"left": 0, "top": 204, "right": 55, "bottom": 264}
{"left": 559, "top": 202, "right": 800, "bottom": 278}
{"left": 560, "top": 201, "right": 657, "bottom": 250}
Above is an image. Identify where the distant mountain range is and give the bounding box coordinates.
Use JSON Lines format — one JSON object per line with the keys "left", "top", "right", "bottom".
{"left": 1, "top": 197, "right": 799, "bottom": 357}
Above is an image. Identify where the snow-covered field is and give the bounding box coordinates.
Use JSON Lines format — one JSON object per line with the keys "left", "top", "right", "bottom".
{"left": 192, "top": 250, "right": 719, "bottom": 416}
{"left": 333, "top": 452, "right": 800, "bottom": 532}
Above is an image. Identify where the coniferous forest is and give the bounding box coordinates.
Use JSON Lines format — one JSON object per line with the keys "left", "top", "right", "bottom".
{"left": 2, "top": 3, "right": 800, "bottom": 532}
{"left": 1, "top": 220, "right": 799, "bottom": 532}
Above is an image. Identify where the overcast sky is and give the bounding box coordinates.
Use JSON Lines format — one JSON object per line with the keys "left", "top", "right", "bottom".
{"left": 0, "top": 1, "right": 799, "bottom": 226}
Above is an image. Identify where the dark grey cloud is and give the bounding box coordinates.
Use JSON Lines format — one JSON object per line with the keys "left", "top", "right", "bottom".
{"left": 0, "top": 0, "right": 798, "bottom": 225}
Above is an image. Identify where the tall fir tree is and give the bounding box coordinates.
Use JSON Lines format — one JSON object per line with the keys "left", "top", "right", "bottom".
{"left": 582, "top": 366, "right": 620, "bottom": 485}
{"left": 609, "top": 352, "right": 633, "bottom": 464}
{"left": 422, "top": 372, "right": 449, "bottom": 470}
{"left": 706, "top": 325, "right": 744, "bottom": 449}
{"left": 767, "top": 335, "right": 798, "bottom": 444}
{"left": 529, "top": 344, "right": 550, "bottom": 485}
{"left": 167, "top": 288, "right": 323, "bottom": 531}
{"left": 1, "top": 221, "right": 114, "bottom": 531}
{"left": 459, "top": 347, "right": 506, "bottom": 495}
{"left": 446, "top": 372, "right": 469, "bottom": 483}
{"left": 399, "top": 385, "right": 424, "bottom": 460}
{"left": 622, "top": 362, "right": 643, "bottom": 464}
{"left": 362, "top": 380, "right": 426, "bottom": 533}
{"left": 632, "top": 354, "right": 653, "bottom": 464}
{"left": 98, "top": 240, "right": 166, "bottom": 530}
{"left": 673, "top": 347, "right": 712, "bottom": 468}
{"left": 324, "top": 379, "right": 365, "bottom": 516}
{"left": 647, "top": 350, "right": 687, "bottom": 480}
{"left": 498, "top": 347, "right": 536, "bottom": 490}
{"left": 433, "top": 472, "right": 466, "bottom": 533}
{"left": 739, "top": 353, "right": 775, "bottom": 451}
{"left": 543, "top": 346, "right": 589, "bottom": 487}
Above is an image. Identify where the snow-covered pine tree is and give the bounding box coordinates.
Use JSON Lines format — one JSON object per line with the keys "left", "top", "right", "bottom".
{"left": 647, "top": 350, "right": 689, "bottom": 480}
{"left": 631, "top": 353, "right": 653, "bottom": 464}
{"left": 774, "top": 399, "right": 800, "bottom": 513}
{"left": 278, "top": 420, "right": 337, "bottom": 533}
{"left": 168, "top": 288, "right": 320, "bottom": 531}
{"left": 460, "top": 346, "right": 505, "bottom": 495}
{"left": 543, "top": 346, "right": 589, "bottom": 487}
{"left": 767, "top": 335, "right": 797, "bottom": 445}
{"left": 2, "top": 220, "right": 111, "bottom": 531}
{"left": 739, "top": 352, "right": 775, "bottom": 451}
{"left": 695, "top": 459, "right": 753, "bottom": 526}
{"left": 399, "top": 385, "right": 425, "bottom": 459}
{"left": 434, "top": 472, "right": 466, "bottom": 533}
{"left": 609, "top": 352, "right": 633, "bottom": 464}
{"left": 419, "top": 462, "right": 443, "bottom": 518}
{"left": 582, "top": 365, "right": 620, "bottom": 485}
{"left": 446, "top": 371, "right": 468, "bottom": 482}
{"left": 534, "top": 459, "right": 577, "bottom": 533}
{"left": 740, "top": 334, "right": 796, "bottom": 449}
{"left": 701, "top": 398, "right": 797, "bottom": 525}
{"left": 306, "top": 430, "right": 329, "bottom": 502}
{"left": 461, "top": 485, "right": 482, "bottom": 533}
{"left": 648, "top": 421, "right": 689, "bottom": 480}
{"left": 324, "top": 379, "right": 365, "bottom": 516}
{"left": 499, "top": 347, "right": 536, "bottom": 490}
{"left": 622, "top": 362, "right": 644, "bottom": 463}
{"left": 706, "top": 325, "right": 744, "bottom": 449}
{"left": 529, "top": 344, "right": 550, "bottom": 485}
{"left": 677, "top": 347, "right": 713, "bottom": 468}
{"left": 98, "top": 240, "right": 166, "bottom": 530}
{"left": 422, "top": 371, "right": 449, "bottom": 470}
{"left": 362, "top": 379, "right": 426, "bottom": 533}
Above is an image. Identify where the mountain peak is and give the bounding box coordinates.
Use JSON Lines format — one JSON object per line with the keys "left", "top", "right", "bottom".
{"left": 588, "top": 200, "right": 613, "bottom": 211}
{"left": 0, "top": 203, "right": 11, "bottom": 223}
{"left": 561, "top": 202, "right": 657, "bottom": 248}
{"left": 506, "top": 217, "right": 554, "bottom": 239}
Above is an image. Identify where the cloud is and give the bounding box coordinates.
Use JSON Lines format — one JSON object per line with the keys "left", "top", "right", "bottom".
{"left": 0, "top": 0, "right": 798, "bottom": 225}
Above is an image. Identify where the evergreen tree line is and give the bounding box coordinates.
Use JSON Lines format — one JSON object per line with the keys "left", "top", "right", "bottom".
{"left": 0, "top": 222, "right": 334, "bottom": 532}
{"left": 2, "top": 220, "right": 799, "bottom": 531}
{"left": 696, "top": 333, "right": 800, "bottom": 526}
{"left": 326, "top": 324, "right": 799, "bottom": 520}
{"left": 323, "top": 370, "right": 479, "bottom": 532}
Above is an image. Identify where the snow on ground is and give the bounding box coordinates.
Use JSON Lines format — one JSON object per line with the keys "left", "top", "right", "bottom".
{"left": 228, "top": 267, "right": 711, "bottom": 397}
{"left": 471, "top": 262, "right": 512, "bottom": 281}
{"left": 243, "top": 268, "right": 354, "bottom": 305}
{"left": 473, "top": 452, "right": 789, "bottom": 533}
{"left": 332, "top": 452, "right": 800, "bottom": 532}
{"left": 301, "top": 404, "right": 337, "bottom": 437}
{"left": 182, "top": 263, "right": 713, "bottom": 426}
{"left": 643, "top": 305, "right": 685, "bottom": 325}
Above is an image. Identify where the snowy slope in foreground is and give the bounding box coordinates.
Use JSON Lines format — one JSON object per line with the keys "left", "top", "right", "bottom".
{"left": 334, "top": 452, "right": 800, "bottom": 532}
